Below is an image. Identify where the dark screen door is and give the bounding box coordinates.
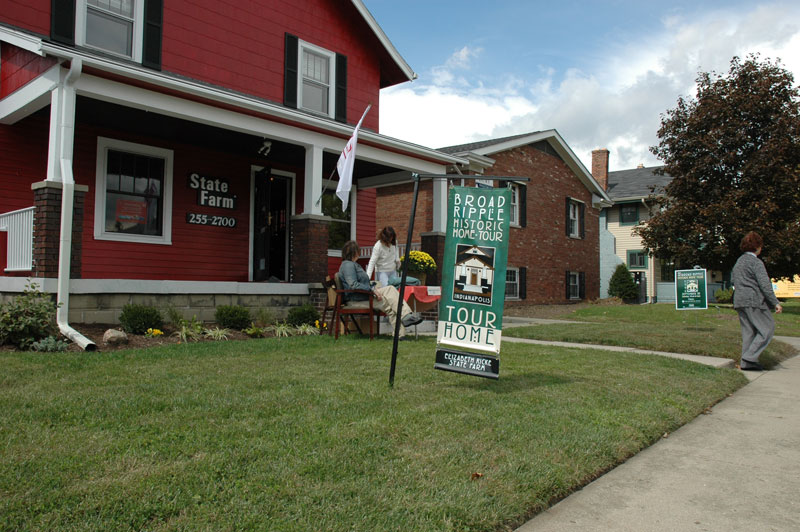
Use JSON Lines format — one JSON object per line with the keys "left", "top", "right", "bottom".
{"left": 253, "top": 169, "right": 290, "bottom": 281}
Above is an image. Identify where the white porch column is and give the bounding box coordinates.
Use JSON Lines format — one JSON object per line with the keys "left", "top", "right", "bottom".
{"left": 46, "top": 80, "right": 64, "bottom": 182}
{"left": 303, "top": 144, "right": 324, "bottom": 216}
{"left": 432, "top": 174, "right": 448, "bottom": 233}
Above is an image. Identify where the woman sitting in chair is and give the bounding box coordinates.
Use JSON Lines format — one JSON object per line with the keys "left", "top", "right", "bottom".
{"left": 339, "top": 240, "right": 423, "bottom": 339}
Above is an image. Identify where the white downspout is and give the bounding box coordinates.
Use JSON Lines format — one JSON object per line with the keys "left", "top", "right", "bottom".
{"left": 55, "top": 58, "right": 96, "bottom": 351}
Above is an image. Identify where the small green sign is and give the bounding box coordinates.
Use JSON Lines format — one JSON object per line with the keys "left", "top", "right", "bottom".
{"left": 437, "top": 186, "right": 511, "bottom": 354}
{"left": 675, "top": 269, "right": 707, "bottom": 310}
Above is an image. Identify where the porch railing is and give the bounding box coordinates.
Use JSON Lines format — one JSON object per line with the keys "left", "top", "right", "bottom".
{"left": 358, "top": 242, "right": 420, "bottom": 259}
{"left": 0, "top": 207, "right": 34, "bottom": 271}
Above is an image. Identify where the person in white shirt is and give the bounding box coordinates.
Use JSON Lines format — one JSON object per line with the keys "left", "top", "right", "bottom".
{"left": 366, "top": 226, "right": 401, "bottom": 287}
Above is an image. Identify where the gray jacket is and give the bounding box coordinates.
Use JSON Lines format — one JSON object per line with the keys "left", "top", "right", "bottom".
{"left": 731, "top": 253, "right": 779, "bottom": 310}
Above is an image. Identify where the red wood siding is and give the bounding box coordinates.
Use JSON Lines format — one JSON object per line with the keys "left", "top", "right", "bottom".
{"left": 1, "top": 44, "right": 58, "bottom": 99}
{"left": 162, "top": 0, "right": 382, "bottom": 131}
{"left": 0, "top": 1, "right": 50, "bottom": 36}
{"left": 0, "top": 111, "right": 48, "bottom": 210}
{"left": 356, "top": 187, "right": 376, "bottom": 245}
{"left": 72, "top": 123, "right": 255, "bottom": 281}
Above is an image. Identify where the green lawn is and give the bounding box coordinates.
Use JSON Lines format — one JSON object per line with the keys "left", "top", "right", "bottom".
{"left": 505, "top": 301, "right": 800, "bottom": 366}
{"left": 1, "top": 336, "right": 745, "bottom": 532}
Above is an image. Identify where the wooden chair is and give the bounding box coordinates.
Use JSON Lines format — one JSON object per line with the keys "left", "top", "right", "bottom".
{"left": 320, "top": 275, "right": 338, "bottom": 336}
{"left": 332, "top": 272, "right": 382, "bottom": 340}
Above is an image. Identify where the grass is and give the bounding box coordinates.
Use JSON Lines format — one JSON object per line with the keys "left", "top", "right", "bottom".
{"left": 0, "top": 335, "right": 746, "bottom": 532}
{"left": 505, "top": 300, "right": 800, "bottom": 366}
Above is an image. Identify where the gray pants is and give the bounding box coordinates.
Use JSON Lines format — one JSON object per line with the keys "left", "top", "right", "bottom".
{"left": 736, "top": 306, "right": 775, "bottom": 364}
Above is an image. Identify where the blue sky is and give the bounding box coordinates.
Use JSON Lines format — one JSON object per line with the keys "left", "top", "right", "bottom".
{"left": 363, "top": 1, "right": 800, "bottom": 171}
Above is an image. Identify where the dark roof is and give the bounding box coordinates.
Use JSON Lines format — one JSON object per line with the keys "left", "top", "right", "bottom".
{"left": 438, "top": 132, "right": 543, "bottom": 153}
{"left": 607, "top": 166, "right": 673, "bottom": 200}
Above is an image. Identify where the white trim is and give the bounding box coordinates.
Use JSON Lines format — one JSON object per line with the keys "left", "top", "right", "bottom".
{"left": 0, "top": 64, "right": 60, "bottom": 124}
{"left": 93, "top": 136, "right": 174, "bottom": 245}
{"left": 297, "top": 39, "right": 336, "bottom": 119}
{"left": 509, "top": 183, "right": 520, "bottom": 227}
{"left": 35, "top": 44, "right": 463, "bottom": 166}
{"left": 568, "top": 271, "right": 581, "bottom": 300}
{"left": 349, "top": 0, "right": 416, "bottom": 82}
{"left": 0, "top": 26, "right": 45, "bottom": 55}
{"left": 568, "top": 199, "right": 580, "bottom": 238}
{"left": 76, "top": 0, "right": 144, "bottom": 62}
{"left": 0, "top": 277, "right": 310, "bottom": 295}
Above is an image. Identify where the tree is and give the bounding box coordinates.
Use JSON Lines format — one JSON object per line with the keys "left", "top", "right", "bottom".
{"left": 608, "top": 264, "right": 639, "bottom": 301}
{"left": 637, "top": 55, "right": 800, "bottom": 279}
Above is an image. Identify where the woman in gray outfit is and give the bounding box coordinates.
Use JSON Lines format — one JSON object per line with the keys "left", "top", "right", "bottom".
{"left": 731, "top": 231, "right": 783, "bottom": 370}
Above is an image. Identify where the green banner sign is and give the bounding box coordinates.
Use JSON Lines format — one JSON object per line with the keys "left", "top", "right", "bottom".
{"left": 675, "top": 269, "right": 708, "bottom": 310}
{"left": 437, "top": 186, "right": 511, "bottom": 355}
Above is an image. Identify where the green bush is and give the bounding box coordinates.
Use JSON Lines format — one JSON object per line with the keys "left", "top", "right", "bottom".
{"left": 0, "top": 282, "right": 58, "bottom": 350}
{"left": 31, "top": 335, "right": 70, "bottom": 352}
{"left": 215, "top": 305, "right": 251, "bottom": 330}
{"left": 714, "top": 287, "right": 733, "bottom": 304}
{"left": 119, "top": 304, "right": 163, "bottom": 335}
{"left": 286, "top": 304, "right": 319, "bottom": 327}
{"left": 608, "top": 264, "right": 639, "bottom": 300}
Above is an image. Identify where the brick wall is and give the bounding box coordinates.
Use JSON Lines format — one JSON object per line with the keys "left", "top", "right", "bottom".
{"left": 375, "top": 144, "right": 600, "bottom": 304}
{"left": 31, "top": 182, "right": 87, "bottom": 279}
{"left": 290, "top": 215, "right": 330, "bottom": 283}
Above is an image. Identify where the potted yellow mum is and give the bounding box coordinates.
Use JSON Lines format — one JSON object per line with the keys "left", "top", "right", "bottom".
{"left": 400, "top": 250, "right": 437, "bottom": 285}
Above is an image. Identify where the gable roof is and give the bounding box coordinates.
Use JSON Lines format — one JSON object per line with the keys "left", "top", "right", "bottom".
{"left": 440, "top": 130, "right": 611, "bottom": 201}
{"left": 607, "top": 166, "right": 673, "bottom": 201}
{"left": 351, "top": 0, "right": 416, "bottom": 86}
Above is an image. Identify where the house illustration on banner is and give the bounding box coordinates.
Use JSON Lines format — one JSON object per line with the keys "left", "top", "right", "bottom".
{"left": 454, "top": 245, "right": 495, "bottom": 296}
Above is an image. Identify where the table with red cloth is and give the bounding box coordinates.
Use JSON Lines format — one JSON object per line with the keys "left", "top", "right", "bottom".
{"left": 401, "top": 286, "right": 441, "bottom": 312}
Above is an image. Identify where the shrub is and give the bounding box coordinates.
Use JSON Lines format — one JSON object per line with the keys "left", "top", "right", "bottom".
{"left": 118, "top": 304, "right": 164, "bottom": 335}
{"left": 286, "top": 304, "right": 319, "bottom": 327}
{"left": 173, "top": 316, "right": 204, "bottom": 342}
{"left": 244, "top": 323, "right": 266, "bottom": 338}
{"left": 165, "top": 306, "right": 184, "bottom": 328}
{"left": 254, "top": 308, "right": 276, "bottom": 327}
{"left": 608, "top": 264, "right": 639, "bottom": 300}
{"left": 269, "top": 321, "right": 294, "bottom": 338}
{"left": 203, "top": 327, "right": 230, "bottom": 341}
{"left": 0, "top": 282, "right": 58, "bottom": 350}
{"left": 215, "top": 305, "right": 251, "bottom": 330}
{"left": 294, "top": 323, "right": 320, "bottom": 336}
{"left": 31, "top": 336, "right": 70, "bottom": 352}
{"left": 714, "top": 287, "right": 733, "bottom": 304}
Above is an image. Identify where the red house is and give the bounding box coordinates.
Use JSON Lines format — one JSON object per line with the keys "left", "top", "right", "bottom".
{"left": 376, "top": 131, "right": 611, "bottom": 305}
{"left": 0, "top": 0, "right": 462, "bottom": 347}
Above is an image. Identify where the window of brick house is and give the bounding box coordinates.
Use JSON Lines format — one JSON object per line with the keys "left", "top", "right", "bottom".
{"left": 565, "top": 271, "right": 585, "bottom": 300}
{"left": 94, "top": 137, "right": 173, "bottom": 244}
{"left": 565, "top": 198, "right": 585, "bottom": 238}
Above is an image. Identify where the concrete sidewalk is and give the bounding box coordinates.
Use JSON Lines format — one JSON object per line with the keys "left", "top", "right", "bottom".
{"left": 515, "top": 336, "right": 800, "bottom": 532}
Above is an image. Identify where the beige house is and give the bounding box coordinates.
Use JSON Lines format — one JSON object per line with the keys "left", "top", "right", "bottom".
{"left": 593, "top": 149, "right": 674, "bottom": 302}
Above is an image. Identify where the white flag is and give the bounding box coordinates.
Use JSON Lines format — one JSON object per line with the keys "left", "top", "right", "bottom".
{"left": 336, "top": 104, "right": 371, "bottom": 211}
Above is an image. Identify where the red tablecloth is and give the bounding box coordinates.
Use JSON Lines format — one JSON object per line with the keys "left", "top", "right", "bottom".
{"left": 401, "top": 286, "right": 440, "bottom": 312}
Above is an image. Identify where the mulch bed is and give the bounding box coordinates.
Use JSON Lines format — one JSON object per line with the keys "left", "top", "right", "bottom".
{"left": 64, "top": 324, "right": 252, "bottom": 352}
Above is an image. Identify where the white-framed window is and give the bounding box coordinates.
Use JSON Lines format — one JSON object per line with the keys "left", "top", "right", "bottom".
{"left": 76, "top": 0, "right": 145, "bottom": 61}
{"left": 509, "top": 183, "right": 520, "bottom": 226}
{"left": 298, "top": 40, "right": 336, "bottom": 118}
{"left": 505, "top": 267, "right": 519, "bottom": 300}
{"left": 94, "top": 137, "right": 173, "bottom": 245}
{"left": 568, "top": 200, "right": 580, "bottom": 237}
{"left": 321, "top": 181, "right": 355, "bottom": 252}
{"left": 568, "top": 271, "right": 580, "bottom": 299}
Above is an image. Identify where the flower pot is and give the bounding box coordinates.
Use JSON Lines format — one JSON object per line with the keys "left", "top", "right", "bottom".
{"left": 409, "top": 271, "right": 427, "bottom": 286}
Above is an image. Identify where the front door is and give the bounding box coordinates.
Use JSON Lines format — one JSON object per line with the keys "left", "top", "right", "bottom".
{"left": 253, "top": 169, "right": 290, "bottom": 281}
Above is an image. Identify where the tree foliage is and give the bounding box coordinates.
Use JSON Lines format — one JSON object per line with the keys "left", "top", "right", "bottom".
{"left": 637, "top": 55, "right": 800, "bottom": 279}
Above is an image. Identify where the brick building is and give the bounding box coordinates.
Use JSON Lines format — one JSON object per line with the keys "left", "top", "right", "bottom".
{"left": 375, "top": 131, "right": 611, "bottom": 305}
{"left": 0, "top": 1, "right": 462, "bottom": 347}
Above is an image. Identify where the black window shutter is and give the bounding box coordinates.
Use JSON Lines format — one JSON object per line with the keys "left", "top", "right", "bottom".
{"left": 565, "top": 270, "right": 571, "bottom": 299}
{"left": 51, "top": 0, "right": 75, "bottom": 45}
{"left": 519, "top": 184, "right": 527, "bottom": 227}
{"left": 579, "top": 202, "right": 585, "bottom": 239}
{"left": 579, "top": 272, "right": 586, "bottom": 299}
{"left": 519, "top": 266, "right": 527, "bottom": 299}
{"left": 284, "top": 33, "right": 299, "bottom": 109}
{"left": 335, "top": 54, "right": 347, "bottom": 123}
{"left": 565, "top": 198, "right": 571, "bottom": 236}
{"left": 142, "top": 0, "right": 163, "bottom": 70}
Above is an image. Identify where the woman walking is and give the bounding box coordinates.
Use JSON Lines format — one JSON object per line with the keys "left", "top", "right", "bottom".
{"left": 731, "top": 231, "right": 783, "bottom": 371}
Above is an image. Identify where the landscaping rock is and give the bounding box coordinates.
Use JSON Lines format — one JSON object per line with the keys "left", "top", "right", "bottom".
{"left": 103, "top": 329, "right": 128, "bottom": 345}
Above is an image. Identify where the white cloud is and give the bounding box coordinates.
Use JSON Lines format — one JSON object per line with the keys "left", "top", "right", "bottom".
{"left": 379, "top": 3, "right": 800, "bottom": 171}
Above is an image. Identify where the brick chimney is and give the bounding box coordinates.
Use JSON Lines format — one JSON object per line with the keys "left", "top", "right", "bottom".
{"left": 591, "top": 148, "right": 609, "bottom": 191}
